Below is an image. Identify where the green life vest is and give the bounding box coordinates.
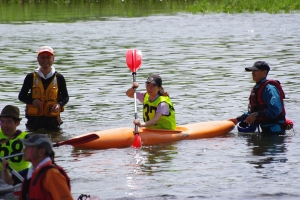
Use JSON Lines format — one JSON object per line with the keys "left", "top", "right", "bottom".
{"left": 143, "top": 93, "right": 176, "bottom": 130}
{"left": 0, "top": 130, "right": 30, "bottom": 172}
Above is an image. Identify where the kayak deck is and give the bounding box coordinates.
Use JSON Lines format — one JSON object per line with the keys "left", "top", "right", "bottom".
{"left": 72, "top": 120, "right": 235, "bottom": 149}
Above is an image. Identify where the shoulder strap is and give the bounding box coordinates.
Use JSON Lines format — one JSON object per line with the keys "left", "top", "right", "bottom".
{"left": 32, "top": 164, "right": 71, "bottom": 189}
{"left": 0, "top": 130, "right": 22, "bottom": 145}
{"left": 257, "top": 80, "right": 285, "bottom": 103}
{"left": 32, "top": 165, "right": 54, "bottom": 186}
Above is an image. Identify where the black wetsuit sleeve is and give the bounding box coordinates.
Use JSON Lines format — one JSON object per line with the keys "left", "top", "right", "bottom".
{"left": 18, "top": 73, "right": 34, "bottom": 104}
{"left": 56, "top": 73, "right": 69, "bottom": 107}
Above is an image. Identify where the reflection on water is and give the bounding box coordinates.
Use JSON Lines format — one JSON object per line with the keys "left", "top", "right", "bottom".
{"left": 0, "top": 9, "right": 299, "bottom": 200}
{"left": 141, "top": 143, "right": 178, "bottom": 176}
{"left": 71, "top": 148, "right": 97, "bottom": 160}
{"left": 243, "top": 134, "right": 288, "bottom": 168}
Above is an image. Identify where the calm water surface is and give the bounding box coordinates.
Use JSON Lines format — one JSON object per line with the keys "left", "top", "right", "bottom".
{"left": 0, "top": 13, "right": 300, "bottom": 199}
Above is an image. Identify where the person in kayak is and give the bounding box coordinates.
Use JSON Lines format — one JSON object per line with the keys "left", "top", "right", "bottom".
{"left": 229, "top": 61, "right": 290, "bottom": 135}
{"left": 126, "top": 74, "right": 176, "bottom": 130}
{"left": 0, "top": 105, "right": 30, "bottom": 191}
{"left": 18, "top": 46, "right": 69, "bottom": 131}
{"left": 1, "top": 134, "right": 73, "bottom": 200}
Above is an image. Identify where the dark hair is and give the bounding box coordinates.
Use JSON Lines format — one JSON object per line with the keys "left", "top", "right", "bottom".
{"left": 265, "top": 70, "right": 269, "bottom": 76}
{"left": 38, "top": 147, "right": 56, "bottom": 164}
{"left": 0, "top": 116, "right": 21, "bottom": 123}
{"left": 49, "top": 150, "right": 56, "bottom": 164}
{"left": 158, "top": 86, "right": 169, "bottom": 97}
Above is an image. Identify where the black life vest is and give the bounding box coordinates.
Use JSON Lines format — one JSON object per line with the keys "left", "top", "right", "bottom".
{"left": 249, "top": 79, "right": 286, "bottom": 124}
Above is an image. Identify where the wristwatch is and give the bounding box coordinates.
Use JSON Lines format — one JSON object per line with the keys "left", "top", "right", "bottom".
{"left": 254, "top": 112, "right": 258, "bottom": 117}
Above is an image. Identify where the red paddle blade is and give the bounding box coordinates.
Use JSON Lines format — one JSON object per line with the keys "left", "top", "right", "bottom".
{"left": 56, "top": 134, "right": 99, "bottom": 147}
{"left": 132, "top": 134, "right": 142, "bottom": 148}
{"left": 126, "top": 49, "right": 142, "bottom": 73}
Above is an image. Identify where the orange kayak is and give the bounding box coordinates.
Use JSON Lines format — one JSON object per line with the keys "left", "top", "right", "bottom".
{"left": 71, "top": 120, "right": 235, "bottom": 150}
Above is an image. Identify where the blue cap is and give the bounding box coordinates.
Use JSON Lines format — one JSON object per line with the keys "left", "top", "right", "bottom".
{"left": 237, "top": 121, "right": 257, "bottom": 133}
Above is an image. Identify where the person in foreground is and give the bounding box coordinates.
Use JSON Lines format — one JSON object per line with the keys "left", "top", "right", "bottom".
{"left": 18, "top": 46, "right": 69, "bottom": 131}
{"left": 229, "top": 61, "right": 287, "bottom": 135}
{"left": 0, "top": 105, "right": 30, "bottom": 190}
{"left": 1, "top": 134, "right": 73, "bottom": 200}
{"left": 126, "top": 74, "right": 176, "bottom": 130}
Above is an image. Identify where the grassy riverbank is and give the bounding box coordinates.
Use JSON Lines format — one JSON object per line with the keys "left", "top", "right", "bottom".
{"left": 0, "top": 0, "right": 193, "bottom": 22}
{"left": 188, "top": 0, "right": 300, "bottom": 13}
{"left": 0, "top": 0, "right": 299, "bottom": 22}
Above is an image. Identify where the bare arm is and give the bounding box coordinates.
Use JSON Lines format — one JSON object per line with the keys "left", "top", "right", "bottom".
{"left": 126, "top": 82, "right": 139, "bottom": 98}
{"left": 1, "top": 159, "right": 15, "bottom": 185}
{"left": 134, "top": 112, "right": 162, "bottom": 127}
{"left": 228, "top": 118, "right": 238, "bottom": 125}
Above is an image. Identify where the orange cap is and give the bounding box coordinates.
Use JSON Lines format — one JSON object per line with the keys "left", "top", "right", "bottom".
{"left": 38, "top": 46, "right": 54, "bottom": 56}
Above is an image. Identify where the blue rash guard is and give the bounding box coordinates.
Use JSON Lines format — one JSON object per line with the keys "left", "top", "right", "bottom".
{"left": 255, "top": 78, "right": 284, "bottom": 133}
{"left": 256, "top": 78, "right": 283, "bottom": 120}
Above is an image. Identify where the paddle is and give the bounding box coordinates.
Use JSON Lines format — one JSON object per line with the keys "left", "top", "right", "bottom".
{"left": 0, "top": 133, "right": 99, "bottom": 183}
{"left": 0, "top": 158, "right": 24, "bottom": 182}
{"left": 52, "top": 133, "right": 99, "bottom": 147}
{"left": 126, "top": 49, "right": 142, "bottom": 148}
{"left": 1, "top": 133, "right": 99, "bottom": 160}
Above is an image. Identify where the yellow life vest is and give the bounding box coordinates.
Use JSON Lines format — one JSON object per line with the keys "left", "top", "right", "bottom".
{"left": 143, "top": 93, "right": 176, "bottom": 130}
{"left": 0, "top": 130, "right": 30, "bottom": 172}
{"left": 26, "top": 72, "right": 63, "bottom": 117}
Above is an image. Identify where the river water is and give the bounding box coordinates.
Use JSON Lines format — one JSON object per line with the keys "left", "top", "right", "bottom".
{"left": 0, "top": 13, "right": 300, "bottom": 200}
